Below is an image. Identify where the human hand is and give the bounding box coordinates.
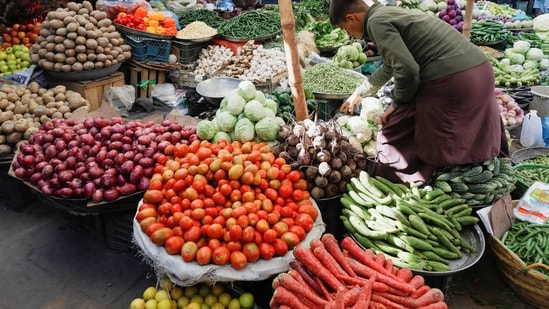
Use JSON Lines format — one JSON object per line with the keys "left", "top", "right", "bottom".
{"left": 340, "top": 91, "right": 362, "bottom": 114}
{"left": 380, "top": 105, "right": 396, "bottom": 125}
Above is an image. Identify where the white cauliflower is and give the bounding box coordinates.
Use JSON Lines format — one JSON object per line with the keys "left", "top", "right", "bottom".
{"left": 355, "top": 130, "right": 372, "bottom": 144}
{"left": 348, "top": 116, "right": 370, "bottom": 134}
{"left": 360, "top": 97, "right": 384, "bottom": 125}
{"left": 363, "top": 140, "right": 377, "bottom": 158}
{"left": 348, "top": 136, "right": 363, "bottom": 151}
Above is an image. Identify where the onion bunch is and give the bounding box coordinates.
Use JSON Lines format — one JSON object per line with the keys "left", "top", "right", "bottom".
{"left": 273, "top": 117, "right": 367, "bottom": 200}
{"left": 495, "top": 88, "right": 524, "bottom": 127}
{"left": 12, "top": 117, "right": 197, "bottom": 203}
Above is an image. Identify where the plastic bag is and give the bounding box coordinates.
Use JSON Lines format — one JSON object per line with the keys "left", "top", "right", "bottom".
{"left": 96, "top": 0, "right": 153, "bottom": 19}
{"left": 104, "top": 85, "right": 135, "bottom": 117}
{"left": 520, "top": 110, "right": 544, "bottom": 147}
{"left": 515, "top": 181, "right": 549, "bottom": 224}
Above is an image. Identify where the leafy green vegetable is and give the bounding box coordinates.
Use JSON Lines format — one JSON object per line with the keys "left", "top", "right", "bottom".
{"left": 215, "top": 111, "right": 238, "bottom": 132}
{"left": 234, "top": 117, "right": 255, "bottom": 142}
{"left": 255, "top": 116, "right": 280, "bottom": 141}
{"left": 197, "top": 120, "right": 218, "bottom": 140}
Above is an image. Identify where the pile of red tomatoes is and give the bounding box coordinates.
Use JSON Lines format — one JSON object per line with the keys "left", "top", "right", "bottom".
{"left": 135, "top": 139, "right": 319, "bottom": 270}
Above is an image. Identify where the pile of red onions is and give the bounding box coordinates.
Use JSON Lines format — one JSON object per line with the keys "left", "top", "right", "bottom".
{"left": 495, "top": 88, "right": 524, "bottom": 127}
{"left": 12, "top": 117, "right": 197, "bottom": 203}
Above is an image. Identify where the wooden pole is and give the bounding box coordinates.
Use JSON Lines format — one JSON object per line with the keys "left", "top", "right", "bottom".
{"left": 462, "top": 0, "right": 474, "bottom": 39}
{"left": 278, "top": 0, "right": 308, "bottom": 121}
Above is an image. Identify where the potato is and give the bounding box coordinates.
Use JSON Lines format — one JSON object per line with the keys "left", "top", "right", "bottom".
{"left": 33, "top": 105, "right": 48, "bottom": 117}
{"left": 14, "top": 119, "right": 29, "bottom": 133}
{"left": 1, "top": 120, "right": 15, "bottom": 134}
{"left": 13, "top": 104, "right": 27, "bottom": 115}
{"left": 0, "top": 111, "right": 13, "bottom": 123}
{"left": 6, "top": 131, "right": 23, "bottom": 144}
{"left": 0, "top": 99, "right": 9, "bottom": 110}
{"left": 6, "top": 93, "right": 19, "bottom": 103}
{"left": 40, "top": 115, "right": 51, "bottom": 124}
{"left": 66, "top": 1, "right": 81, "bottom": 12}
{"left": 49, "top": 19, "right": 64, "bottom": 29}
{"left": 66, "top": 22, "right": 79, "bottom": 33}
{"left": 97, "top": 19, "right": 111, "bottom": 28}
{"left": 82, "top": 0, "right": 94, "bottom": 12}
{"left": 23, "top": 127, "right": 38, "bottom": 140}
{"left": 0, "top": 144, "right": 12, "bottom": 156}
{"left": 0, "top": 134, "right": 5, "bottom": 144}
{"left": 86, "top": 39, "right": 98, "bottom": 50}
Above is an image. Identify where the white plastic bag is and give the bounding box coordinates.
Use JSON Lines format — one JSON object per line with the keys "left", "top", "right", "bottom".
{"left": 520, "top": 110, "right": 544, "bottom": 147}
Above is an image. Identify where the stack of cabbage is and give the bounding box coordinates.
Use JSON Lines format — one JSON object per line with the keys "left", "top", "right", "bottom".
{"left": 489, "top": 40, "right": 545, "bottom": 87}
{"left": 196, "top": 81, "right": 284, "bottom": 144}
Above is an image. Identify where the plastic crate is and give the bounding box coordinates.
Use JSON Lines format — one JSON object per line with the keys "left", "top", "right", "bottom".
{"left": 123, "top": 33, "right": 172, "bottom": 63}
{"left": 0, "top": 170, "right": 35, "bottom": 208}
{"left": 64, "top": 212, "right": 106, "bottom": 242}
{"left": 172, "top": 40, "right": 210, "bottom": 64}
{"left": 103, "top": 209, "right": 136, "bottom": 252}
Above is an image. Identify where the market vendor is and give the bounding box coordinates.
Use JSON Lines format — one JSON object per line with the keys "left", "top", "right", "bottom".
{"left": 331, "top": 0, "right": 509, "bottom": 185}
{"left": 3, "top": 0, "right": 46, "bottom": 26}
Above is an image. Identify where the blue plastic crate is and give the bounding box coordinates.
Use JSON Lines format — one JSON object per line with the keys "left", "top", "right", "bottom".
{"left": 123, "top": 33, "right": 172, "bottom": 63}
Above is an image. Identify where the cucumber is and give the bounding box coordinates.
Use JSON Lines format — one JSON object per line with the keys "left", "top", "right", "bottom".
{"left": 359, "top": 171, "right": 384, "bottom": 198}
{"left": 400, "top": 235, "right": 434, "bottom": 251}
{"left": 434, "top": 180, "right": 452, "bottom": 193}
{"left": 463, "top": 170, "right": 494, "bottom": 184}
{"left": 348, "top": 214, "right": 388, "bottom": 240}
{"left": 461, "top": 165, "right": 483, "bottom": 177}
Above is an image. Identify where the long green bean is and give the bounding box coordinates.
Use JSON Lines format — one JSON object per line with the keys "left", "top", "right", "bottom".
{"left": 178, "top": 9, "right": 224, "bottom": 28}
{"left": 502, "top": 221, "right": 549, "bottom": 276}
{"left": 217, "top": 11, "right": 281, "bottom": 38}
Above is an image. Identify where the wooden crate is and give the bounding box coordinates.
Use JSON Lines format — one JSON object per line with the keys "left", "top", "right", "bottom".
{"left": 47, "top": 71, "right": 125, "bottom": 111}
{"left": 128, "top": 65, "right": 167, "bottom": 98}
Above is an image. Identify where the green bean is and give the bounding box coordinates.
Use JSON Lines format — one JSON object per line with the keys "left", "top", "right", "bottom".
{"left": 502, "top": 221, "right": 549, "bottom": 276}
{"left": 217, "top": 11, "right": 281, "bottom": 39}
{"left": 303, "top": 62, "right": 365, "bottom": 95}
{"left": 178, "top": 9, "right": 224, "bottom": 28}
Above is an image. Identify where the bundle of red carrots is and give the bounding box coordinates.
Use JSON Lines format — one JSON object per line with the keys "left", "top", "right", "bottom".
{"left": 270, "top": 234, "right": 447, "bottom": 309}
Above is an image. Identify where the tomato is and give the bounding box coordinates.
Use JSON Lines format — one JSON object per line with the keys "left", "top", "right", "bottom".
{"left": 228, "top": 225, "right": 243, "bottom": 242}
{"left": 181, "top": 241, "right": 198, "bottom": 262}
{"left": 298, "top": 204, "right": 319, "bottom": 220}
{"left": 295, "top": 213, "right": 315, "bottom": 232}
{"left": 206, "top": 223, "right": 224, "bottom": 239}
{"left": 242, "top": 243, "right": 260, "bottom": 262}
{"left": 139, "top": 216, "right": 158, "bottom": 232}
{"left": 164, "top": 235, "right": 184, "bottom": 255}
{"left": 143, "top": 189, "right": 164, "bottom": 203}
{"left": 241, "top": 226, "right": 256, "bottom": 243}
{"left": 151, "top": 227, "right": 174, "bottom": 246}
{"left": 196, "top": 246, "right": 213, "bottom": 265}
{"left": 272, "top": 238, "right": 289, "bottom": 256}
{"left": 136, "top": 208, "right": 157, "bottom": 222}
{"left": 279, "top": 206, "right": 294, "bottom": 218}
{"left": 179, "top": 216, "right": 194, "bottom": 230}
{"left": 281, "top": 231, "right": 301, "bottom": 249}
{"left": 278, "top": 184, "right": 293, "bottom": 199}
{"left": 146, "top": 222, "right": 166, "bottom": 237}
{"left": 212, "top": 246, "right": 230, "bottom": 266}
{"left": 253, "top": 231, "right": 263, "bottom": 245}
{"left": 255, "top": 219, "right": 270, "bottom": 234}
{"left": 289, "top": 225, "right": 307, "bottom": 241}
{"left": 262, "top": 228, "right": 277, "bottom": 244}
{"left": 230, "top": 251, "right": 248, "bottom": 270}
{"left": 259, "top": 242, "right": 275, "bottom": 260}
{"left": 208, "top": 238, "right": 222, "bottom": 251}
{"left": 272, "top": 221, "right": 289, "bottom": 236}
{"left": 292, "top": 189, "right": 305, "bottom": 201}
{"left": 184, "top": 225, "right": 202, "bottom": 242}
{"left": 266, "top": 212, "right": 281, "bottom": 226}
{"left": 157, "top": 203, "right": 172, "bottom": 216}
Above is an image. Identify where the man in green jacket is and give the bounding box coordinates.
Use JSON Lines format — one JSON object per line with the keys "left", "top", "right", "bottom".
{"left": 332, "top": 0, "right": 509, "bottom": 185}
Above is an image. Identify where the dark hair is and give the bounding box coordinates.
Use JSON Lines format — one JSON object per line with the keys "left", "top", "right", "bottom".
{"left": 329, "top": 0, "right": 368, "bottom": 25}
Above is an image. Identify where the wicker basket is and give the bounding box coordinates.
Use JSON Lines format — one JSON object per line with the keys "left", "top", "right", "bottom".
{"left": 511, "top": 146, "right": 549, "bottom": 165}
{"left": 488, "top": 235, "right": 549, "bottom": 308}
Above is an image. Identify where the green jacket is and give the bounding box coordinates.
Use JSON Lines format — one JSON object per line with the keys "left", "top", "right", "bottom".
{"left": 364, "top": 2, "right": 487, "bottom": 107}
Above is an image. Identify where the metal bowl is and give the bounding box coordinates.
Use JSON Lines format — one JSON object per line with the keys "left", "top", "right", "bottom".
{"left": 195, "top": 77, "right": 241, "bottom": 105}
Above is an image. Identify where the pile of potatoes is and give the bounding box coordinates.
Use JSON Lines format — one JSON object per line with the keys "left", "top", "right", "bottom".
{"left": 30, "top": 1, "right": 132, "bottom": 73}
{"left": 0, "top": 81, "right": 89, "bottom": 156}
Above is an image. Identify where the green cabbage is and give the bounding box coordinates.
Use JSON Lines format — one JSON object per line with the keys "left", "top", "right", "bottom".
{"left": 540, "top": 58, "right": 549, "bottom": 70}
{"left": 244, "top": 100, "right": 270, "bottom": 122}
{"left": 234, "top": 117, "right": 255, "bottom": 142}
{"left": 512, "top": 40, "right": 531, "bottom": 54}
{"left": 238, "top": 80, "right": 257, "bottom": 101}
{"left": 253, "top": 91, "right": 266, "bottom": 104}
{"left": 197, "top": 120, "right": 218, "bottom": 140}
{"left": 254, "top": 116, "right": 280, "bottom": 141}
{"left": 212, "top": 131, "right": 232, "bottom": 144}
{"left": 526, "top": 48, "right": 544, "bottom": 61}
{"left": 523, "top": 59, "right": 539, "bottom": 69}
{"left": 215, "top": 111, "right": 238, "bottom": 132}
{"left": 262, "top": 98, "right": 278, "bottom": 115}
{"left": 226, "top": 93, "right": 246, "bottom": 116}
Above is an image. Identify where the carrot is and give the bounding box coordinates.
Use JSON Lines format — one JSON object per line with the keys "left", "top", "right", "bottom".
{"left": 289, "top": 260, "right": 323, "bottom": 295}
{"left": 375, "top": 252, "right": 387, "bottom": 267}
{"left": 343, "top": 285, "right": 364, "bottom": 307}
{"left": 341, "top": 237, "right": 395, "bottom": 277}
{"left": 395, "top": 267, "right": 413, "bottom": 283}
{"left": 369, "top": 301, "right": 388, "bottom": 309}
{"left": 377, "top": 288, "right": 445, "bottom": 308}
{"left": 408, "top": 274, "right": 426, "bottom": 290}
{"left": 337, "top": 273, "right": 369, "bottom": 286}
{"left": 310, "top": 238, "right": 324, "bottom": 251}
{"left": 417, "top": 301, "right": 448, "bottom": 309}
{"left": 321, "top": 233, "right": 356, "bottom": 276}
{"left": 347, "top": 257, "right": 415, "bottom": 295}
{"left": 278, "top": 306, "right": 291, "bottom": 309}
{"left": 384, "top": 257, "right": 393, "bottom": 273}
{"left": 412, "top": 288, "right": 445, "bottom": 307}
{"left": 293, "top": 245, "right": 346, "bottom": 291}
{"left": 275, "top": 273, "right": 329, "bottom": 307}
{"left": 351, "top": 276, "right": 374, "bottom": 309}
{"left": 334, "top": 289, "right": 345, "bottom": 309}
{"left": 370, "top": 293, "right": 407, "bottom": 309}
{"left": 315, "top": 275, "right": 335, "bottom": 301}
{"left": 312, "top": 244, "right": 347, "bottom": 277}
{"left": 271, "top": 286, "right": 315, "bottom": 309}
{"left": 411, "top": 285, "right": 431, "bottom": 299}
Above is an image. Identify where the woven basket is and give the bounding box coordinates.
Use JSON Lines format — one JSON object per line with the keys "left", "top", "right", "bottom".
{"left": 511, "top": 146, "right": 549, "bottom": 165}
{"left": 488, "top": 232, "right": 549, "bottom": 308}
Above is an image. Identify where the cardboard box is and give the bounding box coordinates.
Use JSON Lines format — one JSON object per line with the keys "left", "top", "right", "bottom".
{"left": 47, "top": 71, "right": 125, "bottom": 111}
